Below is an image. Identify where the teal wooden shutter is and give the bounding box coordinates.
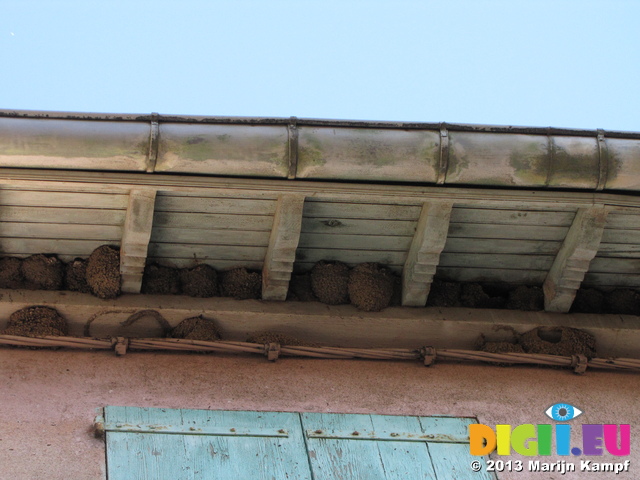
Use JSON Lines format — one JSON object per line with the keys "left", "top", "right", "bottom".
{"left": 301, "top": 413, "right": 496, "bottom": 480}
{"left": 103, "top": 406, "right": 312, "bottom": 480}
{"left": 102, "top": 407, "right": 496, "bottom": 480}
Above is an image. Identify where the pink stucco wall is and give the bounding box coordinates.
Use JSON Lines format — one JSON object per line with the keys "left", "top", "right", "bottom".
{"left": 0, "top": 348, "right": 637, "bottom": 479}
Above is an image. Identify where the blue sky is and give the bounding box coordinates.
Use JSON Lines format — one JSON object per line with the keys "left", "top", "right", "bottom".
{"left": 2, "top": 0, "right": 639, "bottom": 130}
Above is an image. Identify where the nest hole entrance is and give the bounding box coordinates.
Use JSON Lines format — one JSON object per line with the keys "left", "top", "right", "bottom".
{"left": 537, "top": 327, "right": 563, "bottom": 344}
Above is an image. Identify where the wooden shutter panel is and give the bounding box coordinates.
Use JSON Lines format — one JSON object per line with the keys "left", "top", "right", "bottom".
{"left": 301, "top": 413, "right": 496, "bottom": 480}
{"left": 102, "top": 408, "right": 495, "bottom": 479}
{"left": 103, "top": 407, "right": 312, "bottom": 480}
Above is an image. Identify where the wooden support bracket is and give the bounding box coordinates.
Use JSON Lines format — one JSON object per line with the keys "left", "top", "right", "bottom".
{"left": 543, "top": 206, "right": 609, "bottom": 313}
{"left": 120, "top": 189, "right": 157, "bottom": 294}
{"left": 402, "top": 202, "right": 453, "bottom": 306}
{"left": 262, "top": 194, "right": 305, "bottom": 301}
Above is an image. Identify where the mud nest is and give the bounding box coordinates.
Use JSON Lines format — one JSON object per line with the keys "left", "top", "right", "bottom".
{"left": 605, "top": 289, "right": 640, "bottom": 315}
{"left": 571, "top": 288, "right": 607, "bottom": 314}
{"left": 21, "top": 254, "right": 64, "bottom": 291}
{"left": 480, "top": 341, "right": 525, "bottom": 354}
{"left": 310, "top": 261, "right": 350, "bottom": 305}
{"left": 479, "top": 340, "right": 526, "bottom": 366}
{"left": 3, "top": 306, "right": 68, "bottom": 337}
{"left": 427, "top": 280, "right": 461, "bottom": 307}
{"left": 65, "top": 258, "right": 91, "bottom": 294}
{"left": 0, "top": 257, "right": 24, "bottom": 289}
{"left": 519, "top": 326, "right": 596, "bottom": 358}
{"left": 247, "top": 331, "right": 317, "bottom": 347}
{"left": 505, "top": 286, "right": 544, "bottom": 311}
{"left": 141, "top": 264, "right": 180, "bottom": 295}
{"left": 220, "top": 268, "right": 261, "bottom": 300}
{"left": 170, "top": 316, "right": 221, "bottom": 341}
{"left": 86, "top": 246, "right": 121, "bottom": 299}
{"left": 179, "top": 265, "right": 218, "bottom": 297}
{"left": 348, "top": 263, "right": 395, "bottom": 312}
{"left": 389, "top": 276, "right": 402, "bottom": 307}
{"left": 287, "top": 273, "right": 317, "bottom": 302}
{"left": 460, "top": 284, "right": 506, "bottom": 309}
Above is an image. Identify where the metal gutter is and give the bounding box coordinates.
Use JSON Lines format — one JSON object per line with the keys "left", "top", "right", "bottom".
{"left": 0, "top": 109, "right": 639, "bottom": 191}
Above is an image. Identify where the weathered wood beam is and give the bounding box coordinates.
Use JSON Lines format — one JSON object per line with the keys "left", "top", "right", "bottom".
{"left": 543, "top": 206, "right": 609, "bottom": 313}
{"left": 402, "top": 201, "right": 453, "bottom": 306}
{"left": 262, "top": 194, "right": 305, "bottom": 301}
{"left": 120, "top": 189, "right": 157, "bottom": 294}
{"left": 5, "top": 168, "right": 640, "bottom": 210}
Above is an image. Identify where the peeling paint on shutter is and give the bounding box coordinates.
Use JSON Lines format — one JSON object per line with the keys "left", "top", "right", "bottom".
{"left": 102, "top": 407, "right": 496, "bottom": 480}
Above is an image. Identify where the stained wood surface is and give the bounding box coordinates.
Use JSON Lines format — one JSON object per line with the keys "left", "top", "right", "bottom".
{"left": 0, "top": 188, "right": 126, "bottom": 258}
{"left": 149, "top": 193, "right": 276, "bottom": 269}
{"left": 585, "top": 211, "right": 640, "bottom": 288}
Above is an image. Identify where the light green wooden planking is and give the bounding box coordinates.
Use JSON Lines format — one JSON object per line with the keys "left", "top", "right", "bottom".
{"left": 148, "top": 243, "right": 267, "bottom": 262}
{"left": 0, "top": 238, "right": 118, "bottom": 256}
{"left": 151, "top": 227, "right": 271, "bottom": 246}
{"left": 588, "top": 257, "right": 640, "bottom": 274}
{"left": 302, "top": 412, "right": 437, "bottom": 480}
{"left": 605, "top": 213, "right": 640, "bottom": 230}
{"left": 153, "top": 211, "right": 274, "bottom": 231}
{"left": 298, "top": 233, "right": 412, "bottom": 251}
{"left": 447, "top": 223, "right": 569, "bottom": 241}
{"left": 302, "top": 413, "right": 494, "bottom": 480}
{"left": 0, "top": 189, "right": 129, "bottom": 208}
{"left": 602, "top": 228, "right": 640, "bottom": 243}
{"left": 439, "top": 253, "right": 554, "bottom": 270}
{"left": 450, "top": 207, "right": 576, "bottom": 226}
{"left": 443, "top": 238, "right": 562, "bottom": 255}
{"left": 301, "top": 217, "right": 418, "bottom": 236}
{"left": 0, "top": 206, "right": 125, "bottom": 225}
{"left": 296, "top": 248, "right": 407, "bottom": 267}
{"left": 583, "top": 272, "right": 640, "bottom": 288}
{"left": 429, "top": 443, "right": 496, "bottom": 480}
{"left": 155, "top": 195, "right": 277, "bottom": 215}
{"left": 437, "top": 267, "right": 547, "bottom": 285}
{"left": 104, "top": 407, "right": 312, "bottom": 480}
{"left": 104, "top": 408, "right": 495, "bottom": 480}
{"left": 303, "top": 200, "right": 423, "bottom": 220}
{"left": 0, "top": 222, "right": 122, "bottom": 241}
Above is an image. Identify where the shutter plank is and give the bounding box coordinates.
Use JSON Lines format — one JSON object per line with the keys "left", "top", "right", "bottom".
{"left": 104, "top": 407, "right": 312, "bottom": 480}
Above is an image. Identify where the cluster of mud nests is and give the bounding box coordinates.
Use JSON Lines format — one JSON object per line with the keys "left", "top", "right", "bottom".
{"left": 1, "top": 247, "right": 639, "bottom": 316}
{"left": 289, "top": 262, "right": 545, "bottom": 313}
{"left": 0, "top": 305, "right": 311, "bottom": 348}
{"left": 478, "top": 326, "right": 597, "bottom": 360}
{"left": 0, "top": 245, "right": 263, "bottom": 301}
{"left": 142, "top": 264, "right": 261, "bottom": 300}
{"left": 288, "top": 261, "right": 399, "bottom": 312}
{"left": 0, "top": 246, "right": 121, "bottom": 299}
